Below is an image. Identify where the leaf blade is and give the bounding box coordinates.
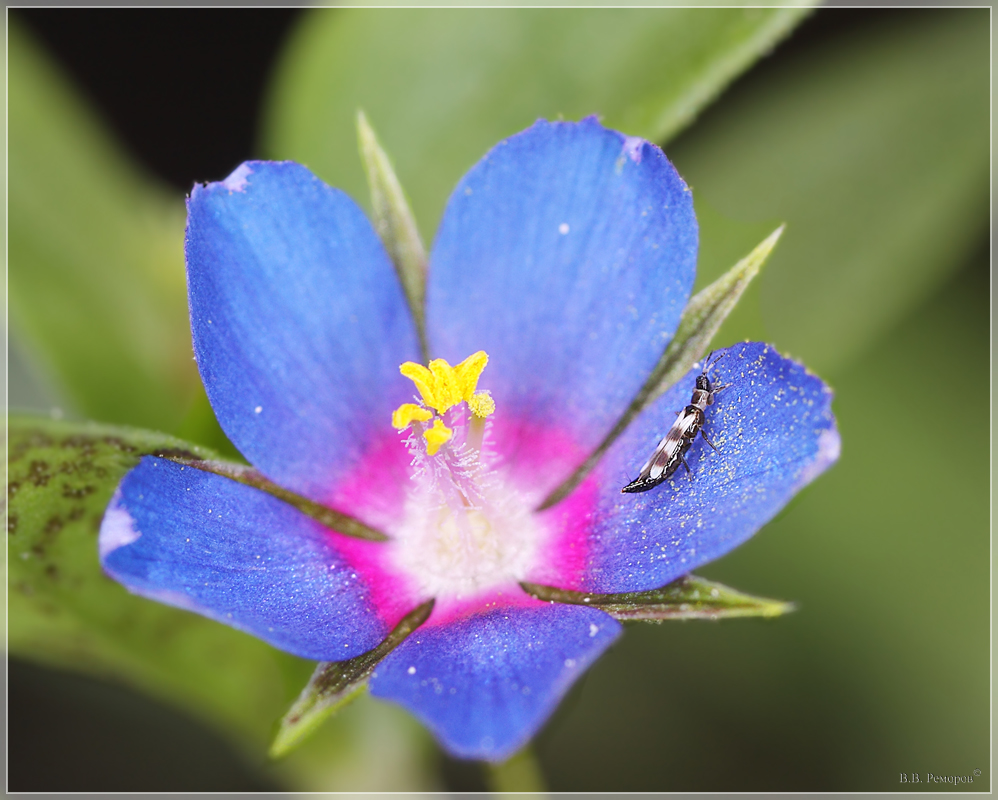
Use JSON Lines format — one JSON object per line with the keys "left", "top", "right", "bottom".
{"left": 263, "top": 8, "right": 814, "bottom": 236}
{"left": 8, "top": 21, "right": 197, "bottom": 431}
{"left": 669, "top": 9, "right": 989, "bottom": 376}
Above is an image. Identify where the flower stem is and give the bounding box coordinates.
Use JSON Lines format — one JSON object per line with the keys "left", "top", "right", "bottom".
{"left": 485, "top": 745, "right": 548, "bottom": 795}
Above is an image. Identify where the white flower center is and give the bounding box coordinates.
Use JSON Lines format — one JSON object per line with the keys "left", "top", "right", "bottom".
{"left": 390, "top": 472, "right": 540, "bottom": 600}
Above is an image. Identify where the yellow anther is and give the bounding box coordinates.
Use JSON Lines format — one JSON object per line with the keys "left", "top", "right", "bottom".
{"left": 423, "top": 418, "right": 452, "bottom": 456}
{"left": 453, "top": 351, "right": 489, "bottom": 400}
{"left": 467, "top": 390, "right": 495, "bottom": 419}
{"left": 399, "top": 350, "right": 491, "bottom": 416}
{"left": 427, "top": 359, "right": 462, "bottom": 411}
{"left": 399, "top": 361, "right": 437, "bottom": 408}
{"left": 399, "top": 360, "right": 456, "bottom": 414}
{"left": 391, "top": 403, "right": 433, "bottom": 431}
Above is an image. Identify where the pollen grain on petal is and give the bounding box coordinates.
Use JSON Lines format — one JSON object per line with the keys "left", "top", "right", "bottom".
{"left": 424, "top": 418, "right": 453, "bottom": 456}
{"left": 392, "top": 403, "right": 433, "bottom": 431}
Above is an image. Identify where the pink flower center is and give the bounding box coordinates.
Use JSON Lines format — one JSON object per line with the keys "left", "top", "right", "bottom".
{"left": 333, "top": 351, "right": 596, "bottom": 627}
{"left": 390, "top": 403, "right": 543, "bottom": 601}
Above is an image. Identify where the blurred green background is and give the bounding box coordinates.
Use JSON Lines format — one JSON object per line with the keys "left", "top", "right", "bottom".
{"left": 7, "top": 7, "right": 989, "bottom": 792}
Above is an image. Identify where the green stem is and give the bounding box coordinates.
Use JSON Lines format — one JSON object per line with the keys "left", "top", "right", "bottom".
{"left": 485, "top": 745, "right": 548, "bottom": 795}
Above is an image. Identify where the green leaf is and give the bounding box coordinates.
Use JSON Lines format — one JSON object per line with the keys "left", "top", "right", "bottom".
{"left": 522, "top": 575, "right": 795, "bottom": 622}
{"left": 8, "top": 20, "right": 197, "bottom": 431}
{"left": 270, "top": 600, "right": 434, "bottom": 759}
{"left": 356, "top": 111, "right": 430, "bottom": 362}
{"left": 669, "top": 9, "right": 989, "bottom": 376}
{"left": 486, "top": 746, "right": 548, "bottom": 794}
{"left": 263, "top": 8, "right": 813, "bottom": 235}
{"left": 538, "top": 228, "right": 781, "bottom": 510}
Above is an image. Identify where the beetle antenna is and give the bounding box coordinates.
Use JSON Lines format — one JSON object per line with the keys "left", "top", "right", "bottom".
{"left": 707, "top": 350, "right": 726, "bottom": 374}
{"left": 701, "top": 351, "right": 715, "bottom": 375}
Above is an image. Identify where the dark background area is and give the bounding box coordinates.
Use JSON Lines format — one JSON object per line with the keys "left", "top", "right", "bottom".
{"left": 15, "top": 8, "right": 302, "bottom": 193}
{"left": 8, "top": 6, "right": 940, "bottom": 792}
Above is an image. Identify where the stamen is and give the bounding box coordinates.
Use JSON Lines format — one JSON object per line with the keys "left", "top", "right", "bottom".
{"left": 452, "top": 351, "right": 489, "bottom": 399}
{"left": 423, "top": 418, "right": 453, "bottom": 456}
{"left": 392, "top": 351, "right": 495, "bottom": 459}
{"left": 467, "top": 390, "right": 495, "bottom": 419}
{"left": 399, "top": 361, "right": 446, "bottom": 413}
{"left": 466, "top": 413, "right": 488, "bottom": 455}
{"left": 392, "top": 403, "right": 433, "bottom": 430}
{"left": 397, "top": 351, "right": 492, "bottom": 417}
{"left": 388, "top": 351, "right": 542, "bottom": 604}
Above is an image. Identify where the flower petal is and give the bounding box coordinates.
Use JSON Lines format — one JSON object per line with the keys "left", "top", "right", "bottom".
{"left": 99, "top": 457, "right": 388, "bottom": 660}
{"left": 186, "top": 161, "right": 420, "bottom": 504}
{"left": 426, "top": 118, "right": 697, "bottom": 492}
{"left": 368, "top": 603, "right": 621, "bottom": 761}
{"left": 584, "top": 342, "right": 840, "bottom": 592}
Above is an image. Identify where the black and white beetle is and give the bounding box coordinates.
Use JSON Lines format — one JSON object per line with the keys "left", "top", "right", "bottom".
{"left": 621, "top": 351, "right": 729, "bottom": 494}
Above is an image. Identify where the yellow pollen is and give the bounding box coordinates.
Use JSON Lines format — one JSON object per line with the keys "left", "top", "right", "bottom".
{"left": 467, "top": 391, "right": 495, "bottom": 418}
{"left": 452, "top": 351, "right": 489, "bottom": 399}
{"left": 423, "top": 418, "right": 452, "bottom": 455}
{"left": 398, "top": 351, "right": 491, "bottom": 415}
{"left": 391, "top": 403, "right": 433, "bottom": 430}
{"left": 392, "top": 351, "right": 495, "bottom": 455}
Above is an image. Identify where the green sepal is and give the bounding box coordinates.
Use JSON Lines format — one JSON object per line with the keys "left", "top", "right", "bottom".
{"left": 356, "top": 110, "right": 430, "bottom": 362}
{"left": 270, "top": 600, "right": 435, "bottom": 759}
{"left": 646, "top": 225, "right": 783, "bottom": 403}
{"left": 521, "top": 574, "right": 795, "bottom": 622}
{"left": 538, "top": 227, "right": 781, "bottom": 510}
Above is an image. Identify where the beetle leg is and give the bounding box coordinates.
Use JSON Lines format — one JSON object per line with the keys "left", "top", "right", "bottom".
{"left": 700, "top": 429, "right": 720, "bottom": 453}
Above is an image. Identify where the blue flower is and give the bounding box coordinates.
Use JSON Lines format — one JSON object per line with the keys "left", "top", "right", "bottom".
{"left": 98, "top": 118, "right": 839, "bottom": 762}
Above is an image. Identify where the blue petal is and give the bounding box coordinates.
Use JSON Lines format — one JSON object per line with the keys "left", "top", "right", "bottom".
{"left": 426, "top": 119, "right": 697, "bottom": 489}
{"left": 186, "top": 161, "right": 420, "bottom": 504}
{"left": 585, "top": 342, "right": 840, "bottom": 592}
{"left": 99, "top": 457, "right": 387, "bottom": 660}
{"left": 369, "top": 604, "right": 621, "bottom": 761}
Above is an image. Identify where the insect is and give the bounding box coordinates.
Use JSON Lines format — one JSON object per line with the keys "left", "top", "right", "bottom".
{"left": 621, "top": 351, "right": 729, "bottom": 494}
